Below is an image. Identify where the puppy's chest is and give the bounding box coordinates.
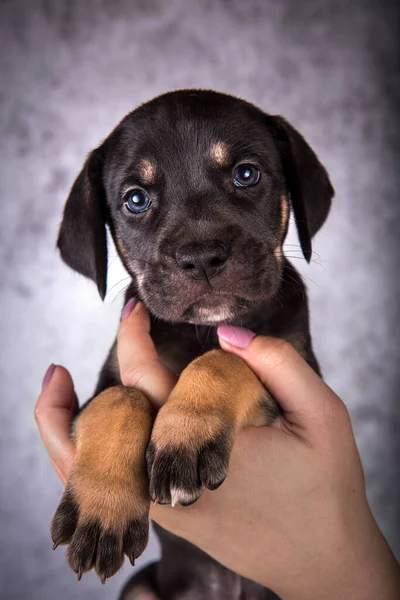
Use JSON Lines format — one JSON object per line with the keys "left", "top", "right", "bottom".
{"left": 154, "top": 329, "right": 219, "bottom": 375}
{"left": 151, "top": 315, "right": 289, "bottom": 375}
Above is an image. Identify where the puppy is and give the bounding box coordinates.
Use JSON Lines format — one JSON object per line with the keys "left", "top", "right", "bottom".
{"left": 51, "top": 90, "right": 333, "bottom": 599}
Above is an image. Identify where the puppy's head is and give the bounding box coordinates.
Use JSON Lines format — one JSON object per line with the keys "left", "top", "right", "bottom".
{"left": 58, "top": 90, "right": 333, "bottom": 325}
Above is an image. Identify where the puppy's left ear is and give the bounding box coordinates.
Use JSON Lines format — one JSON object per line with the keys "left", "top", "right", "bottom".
{"left": 57, "top": 147, "right": 108, "bottom": 299}
{"left": 267, "top": 116, "right": 334, "bottom": 262}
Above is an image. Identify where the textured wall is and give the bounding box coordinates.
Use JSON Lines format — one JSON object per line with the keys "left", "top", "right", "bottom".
{"left": 0, "top": 1, "right": 399, "bottom": 599}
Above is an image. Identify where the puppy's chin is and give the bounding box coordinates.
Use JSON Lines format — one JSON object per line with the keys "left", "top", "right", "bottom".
{"left": 138, "top": 282, "right": 276, "bottom": 325}
{"left": 181, "top": 294, "right": 250, "bottom": 326}
{"left": 184, "top": 307, "right": 236, "bottom": 326}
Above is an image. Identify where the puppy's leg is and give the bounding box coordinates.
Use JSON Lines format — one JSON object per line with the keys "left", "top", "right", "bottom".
{"left": 147, "top": 350, "right": 278, "bottom": 506}
{"left": 51, "top": 386, "right": 153, "bottom": 582}
{"left": 118, "top": 562, "right": 160, "bottom": 600}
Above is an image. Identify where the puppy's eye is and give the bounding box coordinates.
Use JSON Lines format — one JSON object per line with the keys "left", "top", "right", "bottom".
{"left": 124, "top": 189, "right": 152, "bottom": 214}
{"left": 233, "top": 164, "right": 261, "bottom": 187}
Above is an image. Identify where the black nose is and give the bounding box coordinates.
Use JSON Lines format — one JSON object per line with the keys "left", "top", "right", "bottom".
{"left": 175, "top": 242, "right": 229, "bottom": 281}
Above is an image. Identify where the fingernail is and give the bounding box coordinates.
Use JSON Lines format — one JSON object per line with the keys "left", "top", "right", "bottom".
{"left": 121, "top": 298, "right": 137, "bottom": 321}
{"left": 217, "top": 325, "right": 256, "bottom": 349}
{"left": 42, "top": 364, "right": 56, "bottom": 390}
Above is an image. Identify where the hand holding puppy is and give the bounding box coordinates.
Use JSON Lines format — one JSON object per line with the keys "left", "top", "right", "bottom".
{"left": 35, "top": 303, "right": 399, "bottom": 600}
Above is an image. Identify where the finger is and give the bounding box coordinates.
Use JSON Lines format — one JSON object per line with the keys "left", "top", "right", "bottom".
{"left": 35, "top": 365, "right": 77, "bottom": 484}
{"left": 117, "top": 300, "right": 177, "bottom": 408}
{"left": 217, "top": 326, "right": 342, "bottom": 428}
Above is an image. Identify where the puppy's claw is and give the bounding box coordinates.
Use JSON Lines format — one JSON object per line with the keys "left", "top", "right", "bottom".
{"left": 148, "top": 429, "right": 232, "bottom": 507}
{"left": 77, "top": 568, "right": 83, "bottom": 582}
{"left": 128, "top": 554, "right": 135, "bottom": 567}
{"left": 170, "top": 487, "right": 178, "bottom": 508}
{"left": 50, "top": 487, "right": 79, "bottom": 550}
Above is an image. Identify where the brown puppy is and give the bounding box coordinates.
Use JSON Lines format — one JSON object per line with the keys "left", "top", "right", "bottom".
{"left": 51, "top": 90, "right": 333, "bottom": 598}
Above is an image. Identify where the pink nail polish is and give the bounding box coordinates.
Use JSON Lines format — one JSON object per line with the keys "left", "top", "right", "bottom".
{"left": 121, "top": 298, "right": 137, "bottom": 321}
{"left": 42, "top": 364, "right": 56, "bottom": 390}
{"left": 217, "top": 325, "right": 256, "bottom": 349}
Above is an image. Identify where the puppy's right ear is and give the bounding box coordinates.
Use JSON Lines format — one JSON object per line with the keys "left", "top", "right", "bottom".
{"left": 57, "top": 148, "right": 108, "bottom": 299}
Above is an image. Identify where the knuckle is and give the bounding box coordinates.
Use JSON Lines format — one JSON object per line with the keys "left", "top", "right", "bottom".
{"left": 120, "top": 364, "right": 146, "bottom": 388}
{"left": 258, "top": 337, "right": 294, "bottom": 369}
{"left": 34, "top": 404, "right": 43, "bottom": 424}
{"left": 319, "top": 396, "right": 350, "bottom": 430}
{"left": 332, "top": 398, "right": 351, "bottom": 425}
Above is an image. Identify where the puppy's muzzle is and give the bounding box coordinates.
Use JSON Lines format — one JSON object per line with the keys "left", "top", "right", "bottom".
{"left": 175, "top": 241, "right": 229, "bottom": 281}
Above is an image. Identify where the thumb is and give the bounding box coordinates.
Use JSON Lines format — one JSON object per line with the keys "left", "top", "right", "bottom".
{"left": 35, "top": 365, "right": 77, "bottom": 484}
{"left": 217, "top": 325, "right": 342, "bottom": 430}
{"left": 117, "top": 299, "right": 178, "bottom": 409}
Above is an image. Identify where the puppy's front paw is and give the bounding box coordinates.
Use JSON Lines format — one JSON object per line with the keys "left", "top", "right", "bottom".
{"left": 51, "top": 481, "right": 148, "bottom": 582}
{"left": 146, "top": 405, "right": 233, "bottom": 507}
{"left": 51, "top": 386, "right": 153, "bottom": 582}
{"left": 147, "top": 349, "right": 271, "bottom": 508}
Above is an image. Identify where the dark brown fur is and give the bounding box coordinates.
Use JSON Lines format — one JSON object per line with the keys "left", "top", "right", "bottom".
{"left": 52, "top": 89, "right": 333, "bottom": 598}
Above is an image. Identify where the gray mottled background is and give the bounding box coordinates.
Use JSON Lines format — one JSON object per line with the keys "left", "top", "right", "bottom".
{"left": 0, "top": 0, "right": 399, "bottom": 599}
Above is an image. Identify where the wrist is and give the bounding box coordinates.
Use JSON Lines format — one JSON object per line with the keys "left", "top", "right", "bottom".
{"left": 268, "top": 505, "right": 399, "bottom": 600}
{"left": 336, "top": 509, "right": 400, "bottom": 600}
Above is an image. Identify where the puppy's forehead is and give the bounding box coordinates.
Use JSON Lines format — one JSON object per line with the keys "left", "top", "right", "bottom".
{"left": 129, "top": 115, "right": 262, "bottom": 166}
{"left": 110, "top": 91, "right": 278, "bottom": 184}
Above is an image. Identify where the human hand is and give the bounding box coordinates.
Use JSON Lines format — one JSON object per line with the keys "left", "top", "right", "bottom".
{"left": 35, "top": 301, "right": 177, "bottom": 485}
{"left": 35, "top": 302, "right": 399, "bottom": 600}
{"left": 152, "top": 326, "right": 400, "bottom": 599}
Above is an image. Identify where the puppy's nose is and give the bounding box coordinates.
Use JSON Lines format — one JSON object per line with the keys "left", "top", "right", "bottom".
{"left": 175, "top": 242, "right": 228, "bottom": 281}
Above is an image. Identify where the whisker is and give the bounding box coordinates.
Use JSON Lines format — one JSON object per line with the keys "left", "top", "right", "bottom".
{"left": 112, "top": 282, "right": 132, "bottom": 303}
{"left": 195, "top": 324, "right": 202, "bottom": 345}
{"left": 105, "top": 276, "right": 132, "bottom": 300}
{"left": 201, "top": 326, "right": 213, "bottom": 352}
{"left": 284, "top": 256, "right": 323, "bottom": 268}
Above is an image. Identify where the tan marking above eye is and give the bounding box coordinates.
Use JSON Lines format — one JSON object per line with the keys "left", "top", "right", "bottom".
{"left": 210, "top": 142, "right": 230, "bottom": 166}
{"left": 139, "top": 159, "right": 156, "bottom": 184}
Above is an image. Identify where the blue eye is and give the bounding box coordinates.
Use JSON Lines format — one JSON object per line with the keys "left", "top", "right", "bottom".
{"left": 124, "top": 189, "right": 152, "bottom": 214}
{"left": 233, "top": 164, "right": 261, "bottom": 187}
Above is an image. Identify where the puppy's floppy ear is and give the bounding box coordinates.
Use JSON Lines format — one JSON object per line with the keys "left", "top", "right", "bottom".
{"left": 267, "top": 116, "right": 334, "bottom": 262}
{"left": 57, "top": 147, "right": 108, "bottom": 299}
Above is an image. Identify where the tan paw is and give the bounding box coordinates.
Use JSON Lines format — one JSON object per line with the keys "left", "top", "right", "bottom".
{"left": 51, "top": 386, "right": 154, "bottom": 582}
{"left": 146, "top": 349, "right": 277, "bottom": 507}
